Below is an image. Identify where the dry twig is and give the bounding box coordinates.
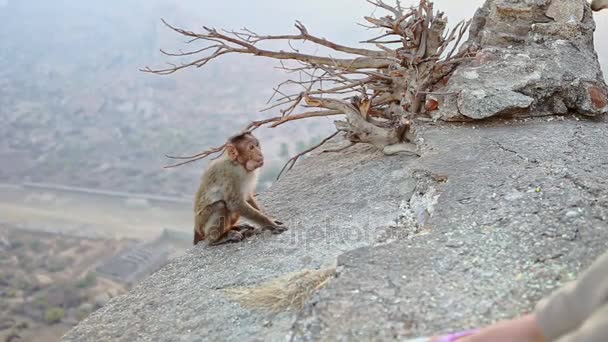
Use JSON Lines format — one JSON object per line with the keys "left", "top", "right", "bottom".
{"left": 276, "top": 131, "right": 340, "bottom": 180}
{"left": 146, "top": 0, "right": 475, "bottom": 173}
{"left": 224, "top": 267, "right": 335, "bottom": 313}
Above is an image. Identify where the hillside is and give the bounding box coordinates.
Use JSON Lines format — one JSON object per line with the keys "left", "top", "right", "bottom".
{"left": 0, "top": 225, "right": 131, "bottom": 342}
{"left": 0, "top": 0, "right": 332, "bottom": 196}
{"left": 0, "top": 0, "right": 607, "bottom": 196}
{"left": 62, "top": 1, "right": 608, "bottom": 340}
{"left": 62, "top": 117, "right": 608, "bottom": 341}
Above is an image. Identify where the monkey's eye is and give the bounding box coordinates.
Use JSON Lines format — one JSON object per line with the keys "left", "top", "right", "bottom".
{"left": 249, "top": 145, "right": 255, "bottom": 150}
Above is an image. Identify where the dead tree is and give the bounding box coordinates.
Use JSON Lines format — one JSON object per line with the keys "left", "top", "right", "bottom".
{"left": 143, "top": 0, "right": 474, "bottom": 171}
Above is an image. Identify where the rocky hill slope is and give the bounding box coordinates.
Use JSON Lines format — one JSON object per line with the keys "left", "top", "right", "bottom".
{"left": 62, "top": 0, "right": 608, "bottom": 340}
{"left": 62, "top": 116, "right": 608, "bottom": 341}
{"left": 0, "top": 0, "right": 331, "bottom": 196}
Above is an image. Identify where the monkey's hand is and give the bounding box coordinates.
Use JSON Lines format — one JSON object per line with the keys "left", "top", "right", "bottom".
{"left": 264, "top": 224, "right": 288, "bottom": 235}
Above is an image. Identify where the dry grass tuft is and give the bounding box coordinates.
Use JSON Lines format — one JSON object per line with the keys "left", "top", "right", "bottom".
{"left": 224, "top": 267, "right": 336, "bottom": 313}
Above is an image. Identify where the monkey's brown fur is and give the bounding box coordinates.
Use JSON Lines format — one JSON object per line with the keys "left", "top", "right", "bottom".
{"left": 193, "top": 133, "right": 286, "bottom": 246}
{"left": 592, "top": 0, "right": 608, "bottom": 11}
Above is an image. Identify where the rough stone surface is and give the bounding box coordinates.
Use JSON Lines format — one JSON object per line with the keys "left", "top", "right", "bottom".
{"left": 457, "top": 88, "right": 534, "bottom": 119}
{"left": 292, "top": 117, "right": 608, "bottom": 340}
{"left": 63, "top": 141, "right": 420, "bottom": 342}
{"left": 64, "top": 117, "right": 608, "bottom": 341}
{"left": 435, "top": 0, "right": 608, "bottom": 121}
{"left": 546, "top": 0, "right": 584, "bottom": 23}
{"left": 62, "top": 1, "right": 608, "bottom": 340}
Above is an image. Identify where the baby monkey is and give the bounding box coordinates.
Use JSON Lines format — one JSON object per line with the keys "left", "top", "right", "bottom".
{"left": 592, "top": 0, "right": 608, "bottom": 11}
{"left": 193, "top": 132, "right": 287, "bottom": 246}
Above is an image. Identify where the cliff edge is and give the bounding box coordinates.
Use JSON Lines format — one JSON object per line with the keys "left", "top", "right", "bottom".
{"left": 63, "top": 0, "right": 608, "bottom": 340}
{"left": 63, "top": 117, "right": 608, "bottom": 341}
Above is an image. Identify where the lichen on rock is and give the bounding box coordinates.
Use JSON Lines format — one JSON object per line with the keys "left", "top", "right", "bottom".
{"left": 434, "top": 0, "right": 608, "bottom": 121}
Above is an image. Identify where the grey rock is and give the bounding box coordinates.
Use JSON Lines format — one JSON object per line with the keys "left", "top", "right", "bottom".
{"left": 565, "top": 210, "right": 581, "bottom": 219}
{"left": 0, "top": 235, "right": 10, "bottom": 249}
{"left": 61, "top": 2, "right": 608, "bottom": 341}
{"left": 435, "top": 0, "right": 608, "bottom": 121}
{"left": 457, "top": 88, "right": 534, "bottom": 119}
{"left": 94, "top": 293, "right": 110, "bottom": 308}
{"left": 546, "top": 0, "right": 584, "bottom": 23}
{"left": 78, "top": 303, "right": 94, "bottom": 313}
{"left": 63, "top": 117, "right": 608, "bottom": 342}
{"left": 291, "top": 117, "right": 608, "bottom": 341}
{"left": 62, "top": 143, "right": 420, "bottom": 342}
{"left": 0, "top": 317, "right": 15, "bottom": 330}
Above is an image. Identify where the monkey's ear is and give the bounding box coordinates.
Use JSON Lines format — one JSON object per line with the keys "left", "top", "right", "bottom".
{"left": 225, "top": 144, "right": 239, "bottom": 161}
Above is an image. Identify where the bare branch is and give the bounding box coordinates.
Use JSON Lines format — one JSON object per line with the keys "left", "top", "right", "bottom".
{"left": 232, "top": 21, "right": 392, "bottom": 58}
{"left": 142, "top": 19, "right": 396, "bottom": 76}
{"left": 277, "top": 131, "right": 340, "bottom": 179}
{"left": 367, "top": 0, "right": 401, "bottom": 18}
{"left": 304, "top": 95, "right": 400, "bottom": 150}
{"left": 446, "top": 20, "right": 471, "bottom": 59}
{"left": 151, "top": 0, "right": 474, "bottom": 169}
{"left": 322, "top": 141, "right": 356, "bottom": 153}
{"left": 163, "top": 145, "right": 225, "bottom": 169}
{"left": 271, "top": 110, "right": 343, "bottom": 127}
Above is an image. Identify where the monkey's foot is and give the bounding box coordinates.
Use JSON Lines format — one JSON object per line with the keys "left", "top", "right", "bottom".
{"left": 226, "top": 231, "right": 245, "bottom": 242}
{"left": 235, "top": 223, "right": 256, "bottom": 231}
{"left": 208, "top": 231, "right": 244, "bottom": 246}
{"left": 234, "top": 224, "right": 257, "bottom": 238}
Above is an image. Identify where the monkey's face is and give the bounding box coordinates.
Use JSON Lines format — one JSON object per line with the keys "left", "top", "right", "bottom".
{"left": 242, "top": 137, "right": 264, "bottom": 172}
{"left": 227, "top": 134, "right": 264, "bottom": 172}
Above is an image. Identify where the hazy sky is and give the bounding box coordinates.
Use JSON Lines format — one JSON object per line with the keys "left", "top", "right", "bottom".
{"left": 0, "top": 0, "right": 606, "bottom": 80}
{"left": 169, "top": 0, "right": 607, "bottom": 69}
{"left": 172, "top": 0, "right": 486, "bottom": 45}
{"left": 1, "top": 0, "right": 605, "bottom": 67}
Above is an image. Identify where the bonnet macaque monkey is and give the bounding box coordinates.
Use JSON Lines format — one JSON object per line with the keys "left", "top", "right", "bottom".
{"left": 193, "top": 132, "right": 286, "bottom": 246}
{"left": 592, "top": 0, "right": 608, "bottom": 11}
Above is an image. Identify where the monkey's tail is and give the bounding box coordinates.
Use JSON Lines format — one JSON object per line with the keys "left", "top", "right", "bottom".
{"left": 193, "top": 201, "right": 228, "bottom": 245}
{"left": 193, "top": 213, "right": 205, "bottom": 245}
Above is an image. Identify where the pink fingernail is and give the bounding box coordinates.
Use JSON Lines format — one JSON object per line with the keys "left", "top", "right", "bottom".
{"left": 437, "top": 329, "right": 479, "bottom": 342}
